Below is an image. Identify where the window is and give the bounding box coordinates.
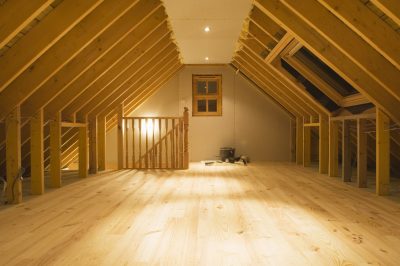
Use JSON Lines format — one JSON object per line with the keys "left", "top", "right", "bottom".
{"left": 192, "top": 75, "right": 222, "bottom": 116}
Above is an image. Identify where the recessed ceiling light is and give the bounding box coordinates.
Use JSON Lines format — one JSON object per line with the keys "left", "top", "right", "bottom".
{"left": 205, "top": 57, "right": 209, "bottom": 61}
{"left": 204, "top": 26, "right": 210, "bottom": 32}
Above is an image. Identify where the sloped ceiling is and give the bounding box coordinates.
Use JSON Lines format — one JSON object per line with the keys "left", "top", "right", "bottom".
{"left": 163, "top": 0, "right": 253, "bottom": 64}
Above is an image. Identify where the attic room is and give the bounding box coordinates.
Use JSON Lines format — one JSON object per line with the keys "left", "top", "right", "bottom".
{"left": 0, "top": 0, "right": 399, "bottom": 264}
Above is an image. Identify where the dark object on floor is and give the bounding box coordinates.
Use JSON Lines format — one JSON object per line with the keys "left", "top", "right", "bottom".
{"left": 220, "top": 147, "right": 235, "bottom": 162}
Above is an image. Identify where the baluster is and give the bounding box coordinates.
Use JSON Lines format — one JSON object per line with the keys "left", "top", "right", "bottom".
{"left": 145, "top": 118, "right": 149, "bottom": 169}
{"left": 179, "top": 118, "right": 183, "bottom": 169}
{"left": 171, "top": 119, "right": 175, "bottom": 169}
{"left": 159, "top": 118, "right": 162, "bottom": 168}
{"left": 139, "top": 118, "right": 142, "bottom": 169}
{"left": 152, "top": 118, "right": 155, "bottom": 169}
{"left": 165, "top": 119, "right": 169, "bottom": 168}
{"left": 132, "top": 119, "right": 135, "bottom": 169}
{"left": 175, "top": 118, "right": 179, "bottom": 168}
{"left": 125, "top": 119, "right": 129, "bottom": 168}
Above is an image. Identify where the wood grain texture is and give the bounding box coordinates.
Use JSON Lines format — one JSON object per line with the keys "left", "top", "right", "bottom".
{"left": 0, "top": 163, "right": 400, "bottom": 265}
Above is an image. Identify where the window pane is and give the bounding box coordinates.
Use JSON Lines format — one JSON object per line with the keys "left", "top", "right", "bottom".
{"left": 197, "top": 100, "right": 207, "bottom": 112}
{"left": 208, "top": 99, "right": 217, "bottom": 112}
{"left": 197, "top": 81, "right": 206, "bottom": 95}
{"left": 208, "top": 81, "right": 217, "bottom": 94}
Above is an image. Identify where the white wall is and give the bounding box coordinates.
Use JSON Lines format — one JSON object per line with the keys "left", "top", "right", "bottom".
{"left": 106, "top": 65, "right": 292, "bottom": 167}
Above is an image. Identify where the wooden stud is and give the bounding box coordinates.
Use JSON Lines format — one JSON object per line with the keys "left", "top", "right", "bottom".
{"left": 89, "top": 118, "right": 97, "bottom": 174}
{"left": 30, "top": 109, "right": 44, "bottom": 195}
{"left": 357, "top": 119, "right": 367, "bottom": 188}
{"left": 139, "top": 119, "right": 142, "bottom": 169}
{"left": 303, "top": 123, "right": 311, "bottom": 167}
{"left": 295, "top": 117, "right": 303, "bottom": 165}
{"left": 49, "top": 112, "right": 62, "bottom": 188}
{"left": 376, "top": 108, "right": 390, "bottom": 195}
{"left": 319, "top": 116, "right": 329, "bottom": 174}
{"left": 152, "top": 118, "right": 155, "bottom": 168}
{"left": 183, "top": 108, "right": 189, "bottom": 169}
{"left": 179, "top": 118, "right": 184, "bottom": 168}
{"left": 328, "top": 119, "right": 339, "bottom": 177}
{"left": 117, "top": 104, "right": 124, "bottom": 170}
{"left": 5, "top": 106, "right": 22, "bottom": 204}
{"left": 145, "top": 119, "right": 149, "bottom": 169}
{"left": 125, "top": 118, "right": 129, "bottom": 168}
{"left": 159, "top": 118, "right": 162, "bottom": 168}
{"left": 132, "top": 119, "right": 136, "bottom": 169}
{"left": 0, "top": 0, "right": 102, "bottom": 93}
{"left": 97, "top": 116, "right": 106, "bottom": 171}
{"left": 342, "top": 120, "right": 352, "bottom": 182}
{"left": 78, "top": 124, "right": 88, "bottom": 179}
{"left": 165, "top": 119, "right": 169, "bottom": 168}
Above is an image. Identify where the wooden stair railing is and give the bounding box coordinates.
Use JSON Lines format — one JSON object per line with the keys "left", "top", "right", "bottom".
{"left": 121, "top": 107, "right": 188, "bottom": 169}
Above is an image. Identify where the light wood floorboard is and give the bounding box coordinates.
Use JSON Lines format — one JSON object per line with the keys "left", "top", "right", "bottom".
{"left": 0, "top": 162, "right": 400, "bottom": 265}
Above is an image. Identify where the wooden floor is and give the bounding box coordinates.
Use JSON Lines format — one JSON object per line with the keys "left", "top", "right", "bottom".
{"left": 1, "top": 163, "right": 400, "bottom": 265}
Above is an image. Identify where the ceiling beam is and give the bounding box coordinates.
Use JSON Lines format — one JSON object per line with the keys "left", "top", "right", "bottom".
{"left": 0, "top": 0, "right": 103, "bottom": 92}
{"left": 20, "top": 3, "right": 166, "bottom": 119}
{"left": 280, "top": 0, "right": 400, "bottom": 102}
{"left": 43, "top": 22, "right": 171, "bottom": 122}
{"left": 370, "top": 0, "right": 400, "bottom": 26}
{"left": 0, "top": 0, "right": 53, "bottom": 48}
{"left": 0, "top": 0, "right": 145, "bottom": 121}
{"left": 74, "top": 42, "right": 177, "bottom": 121}
{"left": 232, "top": 59, "right": 301, "bottom": 118}
{"left": 91, "top": 52, "right": 180, "bottom": 120}
{"left": 255, "top": 0, "right": 400, "bottom": 125}
{"left": 317, "top": 0, "right": 400, "bottom": 70}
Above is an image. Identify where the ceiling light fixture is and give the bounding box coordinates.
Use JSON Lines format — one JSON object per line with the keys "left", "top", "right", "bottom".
{"left": 205, "top": 57, "right": 209, "bottom": 61}
{"left": 204, "top": 26, "right": 210, "bottom": 32}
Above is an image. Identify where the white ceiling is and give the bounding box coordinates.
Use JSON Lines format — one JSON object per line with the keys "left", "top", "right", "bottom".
{"left": 163, "top": 0, "right": 253, "bottom": 64}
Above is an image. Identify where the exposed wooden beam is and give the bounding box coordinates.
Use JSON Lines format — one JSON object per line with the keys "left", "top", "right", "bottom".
{"left": 296, "top": 117, "right": 304, "bottom": 165}
{"left": 235, "top": 51, "right": 311, "bottom": 117}
{"left": 61, "top": 23, "right": 171, "bottom": 122}
{"left": 21, "top": 3, "right": 166, "bottom": 119}
{"left": 30, "top": 109, "right": 44, "bottom": 195}
{"left": 86, "top": 50, "right": 179, "bottom": 120}
{"left": 279, "top": 0, "right": 400, "bottom": 103}
{"left": 357, "top": 119, "right": 368, "bottom": 188}
{"left": 342, "top": 120, "right": 352, "bottom": 182}
{"left": 61, "top": 122, "right": 86, "bottom": 128}
{"left": 303, "top": 122, "right": 311, "bottom": 167}
{"left": 117, "top": 104, "right": 124, "bottom": 170}
{"left": 232, "top": 59, "right": 301, "bottom": 118}
{"left": 341, "top": 94, "right": 370, "bottom": 107}
{"left": 98, "top": 116, "right": 106, "bottom": 171}
{"left": 49, "top": 112, "right": 62, "bottom": 188}
{"left": 78, "top": 124, "right": 88, "bottom": 178}
{"left": 283, "top": 56, "right": 343, "bottom": 106}
{"left": 376, "top": 108, "right": 390, "bottom": 195}
{"left": 254, "top": 0, "right": 400, "bottom": 125}
{"left": 238, "top": 44, "right": 320, "bottom": 117}
{"left": 317, "top": 0, "right": 400, "bottom": 70}
{"left": 319, "top": 116, "right": 329, "bottom": 174}
{"left": 0, "top": 0, "right": 103, "bottom": 92}
{"left": 304, "top": 123, "right": 320, "bottom": 127}
{"left": 0, "top": 0, "right": 144, "bottom": 121}
{"left": 89, "top": 118, "right": 98, "bottom": 175}
{"left": 0, "top": 0, "right": 53, "bottom": 48}
{"left": 264, "top": 33, "right": 293, "bottom": 63}
{"left": 5, "top": 106, "right": 22, "bottom": 204}
{"left": 250, "top": 6, "right": 285, "bottom": 43}
{"left": 328, "top": 119, "right": 339, "bottom": 177}
{"left": 48, "top": 24, "right": 171, "bottom": 121}
{"left": 330, "top": 113, "right": 376, "bottom": 121}
{"left": 370, "top": 0, "right": 400, "bottom": 26}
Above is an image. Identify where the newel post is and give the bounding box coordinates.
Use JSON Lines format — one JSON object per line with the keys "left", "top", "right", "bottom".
{"left": 183, "top": 107, "right": 189, "bottom": 169}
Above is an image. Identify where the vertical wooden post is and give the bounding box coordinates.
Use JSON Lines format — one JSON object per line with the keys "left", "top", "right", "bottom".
{"left": 30, "top": 109, "right": 44, "bottom": 195}
{"left": 50, "top": 112, "right": 62, "bottom": 188}
{"left": 376, "top": 109, "right": 390, "bottom": 195}
{"left": 139, "top": 119, "right": 142, "bottom": 169}
{"left": 6, "top": 106, "right": 22, "bottom": 203}
{"left": 357, "top": 119, "right": 367, "bottom": 188}
{"left": 79, "top": 124, "right": 88, "bottom": 179}
{"left": 158, "top": 118, "right": 162, "bottom": 168}
{"left": 117, "top": 104, "right": 124, "bottom": 170}
{"left": 303, "top": 123, "right": 311, "bottom": 167}
{"left": 89, "top": 118, "right": 98, "bottom": 174}
{"left": 145, "top": 119, "right": 149, "bottom": 168}
{"left": 296, "top": 117, "right": 303, "bottom": 165}
{"left": 342, "top": 120, "right": 352, "bottom": 182}
{"left": 165, "top": 118, "right": 169, "bottom": 168}
{"left": 152, "top": 118, "right": 155, "bottom": 168}
{"left": 183, "top": 107, "right": 189, "bottom": 169}
{"left": 97, "top": 116, "right": 106, "bottom": 171}
{"left": 328, "top": 119, "right": 339, "bottom": 177}
{"left": 179, "top": 118, "right": 183, "bottom": 168}
{"left": 290, "top": 119, "right": 296, "bottom": 162}
{"left": 132, "top": 119, "right": 136, "bottom": 169}
{"left": 125, "top": 119, "right": 129, "bottom": 168}
{"left": 319, "top": 115, "right": 329, "bottom": 174}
